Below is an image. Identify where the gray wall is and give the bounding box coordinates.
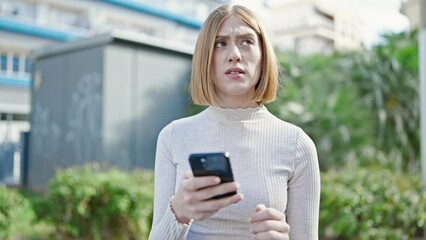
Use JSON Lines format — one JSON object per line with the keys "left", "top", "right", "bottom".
{"left": 102, "top": 43, "right": 192, "bottom": 169}
{"left": 28, "top": 37, "right": 192, "bottom": 191}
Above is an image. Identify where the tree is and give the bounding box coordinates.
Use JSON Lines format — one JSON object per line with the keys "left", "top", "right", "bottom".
{"left": 351, "top": 30, "right": 419, "bottom": 172}
{"left": 269, "top": 51, "right": 376, "bottom": 170}
{"left": 271, "top": 30, "right": 420, "bottom": 172}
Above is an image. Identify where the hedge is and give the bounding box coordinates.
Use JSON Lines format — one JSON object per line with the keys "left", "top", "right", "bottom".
{"left": 0, "top": 185, "right": 28, "bottom": 240}
{"left": 320, "top": 166, "right": 426, "bottom": 240}
{"left": 34, "top": 164, "right": 154, "bottom": 240}
{"left": 7, "top": 163, "right": 424, "bottom": 240}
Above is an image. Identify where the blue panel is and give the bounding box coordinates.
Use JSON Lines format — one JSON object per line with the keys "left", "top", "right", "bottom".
{"left": 101, "top": 0, "right": 202, "bottom": 29}
{"left": 0, "top": 55, "right": 6, "bottom": 71}
{"left": 13, "top": 56, "right": 19, "bottom": 72}
{"left": 0, "top": 17, "right": 86, "bottom": 42}
{"left": 25, "top": 60, "right": 31, "bottom": 73}
{"left": 0, "top": 75, "right": 30, "bottom": 88}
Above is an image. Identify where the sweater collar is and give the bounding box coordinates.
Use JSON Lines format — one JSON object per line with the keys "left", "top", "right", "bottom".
{"left": 205, "top": 105, "right": 268, "bottom": 122}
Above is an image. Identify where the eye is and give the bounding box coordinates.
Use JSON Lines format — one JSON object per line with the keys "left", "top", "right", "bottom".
{"left": 214, "top": 40, "right": 227, "bottom": 48}
{"left": 242, "top": 39, "right": 255, "bottom": 46}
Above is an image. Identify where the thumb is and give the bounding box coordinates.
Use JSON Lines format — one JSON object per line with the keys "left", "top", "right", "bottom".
{"left": 255, "top": 204, "right": 266, "bottom": 212}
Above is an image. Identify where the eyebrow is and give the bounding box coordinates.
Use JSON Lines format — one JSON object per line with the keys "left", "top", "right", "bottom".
{"left": 215, "top": 33, "right": 257, "bottom": 39}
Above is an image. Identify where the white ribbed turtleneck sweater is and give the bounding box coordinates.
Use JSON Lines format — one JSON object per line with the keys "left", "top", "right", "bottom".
{"left": 149, "top": 105, "right": 320, "bottom": 240}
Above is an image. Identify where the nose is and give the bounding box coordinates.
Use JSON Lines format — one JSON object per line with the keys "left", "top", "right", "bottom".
{"left": 227, "top": 44, "right": 241, "bottom": 62}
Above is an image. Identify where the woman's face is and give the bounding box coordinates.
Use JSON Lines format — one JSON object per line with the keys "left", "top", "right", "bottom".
{"left": 212, "top": 15, "right": 262, "bottom": 108}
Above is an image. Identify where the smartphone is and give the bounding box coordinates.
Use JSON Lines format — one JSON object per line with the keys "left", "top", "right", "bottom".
{"left": 188, "top": 152, "right": 237, "bottom": 199}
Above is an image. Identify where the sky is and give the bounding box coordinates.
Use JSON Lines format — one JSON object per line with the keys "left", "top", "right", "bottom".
{"left": 322, "top": 0, "right": 409, "bottom": 46}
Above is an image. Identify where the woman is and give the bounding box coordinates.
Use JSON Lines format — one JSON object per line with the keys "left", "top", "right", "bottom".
{"left": 149, "top": 4, "right": 320, "bottom": 240}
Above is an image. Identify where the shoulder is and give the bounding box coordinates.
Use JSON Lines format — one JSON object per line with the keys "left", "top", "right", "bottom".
{"left": 158, "top": 110, "right": 207, "bottom": 139}
{"left": 263, "top": 109, "right": 315, "bottom": 151}
{"left": 294, "top": 127, "right": 317, "bottom": 163}
{"left": 266, "top": 111, "right": 304, "bottom": 137}
{"left": 296, "top": 128, "right": 316, "bottom": 151}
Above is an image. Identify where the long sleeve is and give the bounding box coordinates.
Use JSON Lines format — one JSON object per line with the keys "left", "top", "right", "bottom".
{"left": 149, "top": 106, "right": 320, "bottom": 240}
{"left": 148, "top": 124, "right": 192, "bottom": 240}
{"left": 287, "top": 129, "right": 320, "bottom": 240}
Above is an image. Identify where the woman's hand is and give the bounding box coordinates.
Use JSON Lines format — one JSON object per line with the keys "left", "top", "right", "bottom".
{"left": 249, "top": 204, "right": 290, "bottom": 240}
{"left": 171, "top": 171, "right": 244, "bottom": 224}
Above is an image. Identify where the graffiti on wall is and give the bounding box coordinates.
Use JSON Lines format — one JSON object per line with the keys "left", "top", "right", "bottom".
{"left": 32, "top": 102, "right": 61, "bottom": 159}
{"left": 66, "top": 72, "right": 102, "bottom": 164}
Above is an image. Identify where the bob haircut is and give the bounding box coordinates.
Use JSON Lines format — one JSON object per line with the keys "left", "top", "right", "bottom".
{"left": 190, "top": 4, "right": 279, "bottom": 106}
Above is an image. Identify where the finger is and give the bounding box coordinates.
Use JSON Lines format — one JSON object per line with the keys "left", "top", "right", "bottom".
{"left": 250, "top": 208, "right": 285, "bottom": 223}
{"left": 253, "top": 231, "right": 289, "bottom": 240}
{"left": 256, "top": 204, "right": 266, "bottom": 212}
{"left": 188, "top": 193, "right": 243, "bottom": 220}
{"left": 251, "top": 219, "right": 290, "bottom": 234}
{"left": 185, "top": 176, "right": 221, "bottom": 191}
{"left": 197, "top": 193, "right": 244, "bottom": 212}
{"left": 197, "top": 182, "right": 240, "bottom": 200}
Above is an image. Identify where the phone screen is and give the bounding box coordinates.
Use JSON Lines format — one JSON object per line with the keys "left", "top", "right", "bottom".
{"left": 189, "top": 152, "right": 236, "bottom": 199}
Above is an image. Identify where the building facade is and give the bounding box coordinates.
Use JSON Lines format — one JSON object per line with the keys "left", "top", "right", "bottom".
{"left": 268, "top": 0, "right": 362, "bottom": 55}
{"left": 400, "top": 0, "right": 421, "bottom": 30}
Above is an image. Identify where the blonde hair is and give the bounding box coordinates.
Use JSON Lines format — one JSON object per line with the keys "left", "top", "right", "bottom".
{"left": 189, "top": 4, "right": 279, "bottom": 106}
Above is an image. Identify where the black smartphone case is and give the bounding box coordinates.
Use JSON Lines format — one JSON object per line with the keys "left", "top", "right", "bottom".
{"left": 189, "top": 152, "right": 236, "bottom": 199}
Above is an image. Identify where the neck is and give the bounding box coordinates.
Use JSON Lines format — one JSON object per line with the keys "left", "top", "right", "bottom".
{"left": 218, "top": 101, "right": 259, "bottom": 109}
{"left": 217, "top": 96, "right": 259, "bottom": 109}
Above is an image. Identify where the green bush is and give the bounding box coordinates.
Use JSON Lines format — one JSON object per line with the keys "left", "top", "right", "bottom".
{"left": 35, "top": 164, "right": 154, "bottom": 240}
{"left": 270, "top": 31, "right": 419, "bottom": 172}
{"left": 0, "top": 185, "right": 28, "bottom": 240}
{"left": 351, "top": 31, "right": 419, "bottom": 172}
{"left": 320, "top": 166, "right": 426, "bottom": 240}
{"left": 21, "top": 163, "right": 425, "bottom": 240}
{"left": 271, "top": 52, "right": 378, "bottom": 170}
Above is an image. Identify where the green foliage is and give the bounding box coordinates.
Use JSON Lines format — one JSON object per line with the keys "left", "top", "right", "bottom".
{"left": 320, "top": 166, "right": 426, "bottom": 240}
{"left": 4, "top": 165, "right": 425, "bottom": 240}
{"left": 351, "top": 31, "right": 419, "bottom": 171}
{"left": 269, "top": 52, "right": 376, "bottom": 170}
{"left": 271, "top": 30, "right": 420, "bottom": 171}
{"left": 0, "top": 185, "right": 28, "bottom": 240}
{"left": 34, "top": 165, "right": 154, "bottom": 240}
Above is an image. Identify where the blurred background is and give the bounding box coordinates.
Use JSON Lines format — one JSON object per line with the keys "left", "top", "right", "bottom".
{"left": 0, "top": 0, "right": 424, "bottom": 239}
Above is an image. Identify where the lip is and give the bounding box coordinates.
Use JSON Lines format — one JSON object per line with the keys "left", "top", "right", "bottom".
{"left": 225, "top": 67, "right": 245, "bottom": 74}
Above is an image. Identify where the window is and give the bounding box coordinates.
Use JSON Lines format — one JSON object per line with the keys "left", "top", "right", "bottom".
{"left": 0, "top": 54, "right": 7, "bottom": 71}
{"left": 25, "top": 59, "right": 31, "bottom": 73}
{"left": 13, "top": 55, "right": 19, "bottom": 72}
{"left": 0, "top": 0, "right": 36, "bottom": 18}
